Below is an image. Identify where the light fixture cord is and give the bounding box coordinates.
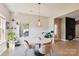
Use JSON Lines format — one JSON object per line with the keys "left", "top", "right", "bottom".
{"left": 38, "top": 3, "right": 40, "bottom": 21}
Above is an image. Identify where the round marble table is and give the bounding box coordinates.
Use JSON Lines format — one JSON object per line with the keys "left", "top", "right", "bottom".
{"left": 20, "top": 37, "right": 52, "bottom": 48}
{"left": 20, "top": 37, "right": 52, "bottom": 44}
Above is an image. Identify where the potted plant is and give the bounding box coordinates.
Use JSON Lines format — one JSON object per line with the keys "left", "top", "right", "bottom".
{"left": 8, "top": 31, "right": 15, "bottom": 41}
{"left": 42, "top": 31, "right": 54, "bottom": 38}
{"left": 8, "top": 31, "right": 15, "bottom": 48}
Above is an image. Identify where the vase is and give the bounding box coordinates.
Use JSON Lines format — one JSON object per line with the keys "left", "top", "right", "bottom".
{"left": 8, "top": 41, "right": 15, "bottom": 49}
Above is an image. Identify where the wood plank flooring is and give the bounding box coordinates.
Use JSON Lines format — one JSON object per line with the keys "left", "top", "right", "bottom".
{"left": 1, "top": 40, "right": 79, "bottom": 56}
{"left": 54, "top": 40, "right": 79, "bottom": 56}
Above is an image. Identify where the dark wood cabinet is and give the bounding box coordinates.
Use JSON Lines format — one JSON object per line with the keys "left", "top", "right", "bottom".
{"left": 66, "top": 17, "right": 75, "bottom": 40}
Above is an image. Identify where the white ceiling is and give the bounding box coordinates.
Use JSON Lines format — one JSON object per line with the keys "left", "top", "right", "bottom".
{"left": 4, "top": 3, "right": 79, "bottom": 17}
{"left": 61, "top": 9, "right": 79, "bottom": 19}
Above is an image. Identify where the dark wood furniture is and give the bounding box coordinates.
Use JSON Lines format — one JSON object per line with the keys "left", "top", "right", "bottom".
{"left": 66, "top": 17, "right": 75, "bottom": 40}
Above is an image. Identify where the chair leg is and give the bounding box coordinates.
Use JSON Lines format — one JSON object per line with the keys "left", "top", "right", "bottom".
{"left": 49, "top": 49, "right": 53, "bottom": 56}
{"left": 25, "top": 49, "right": 28, "bottom": 56}
{"left": 50, "top": 51, "right": 52, "bottom": 56}
{"left": 34, "top": 50, "right": 45, "bottom": 56}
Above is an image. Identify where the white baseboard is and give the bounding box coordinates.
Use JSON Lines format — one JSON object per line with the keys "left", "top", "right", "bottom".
{"left": 61, "top": 38, "right": 78, "bottom": 41}
{"left": 74, "top": 38, "right": 79, "bottom": 40}
{"left": 61, "top": 39, "right": 68, "bottom": 41}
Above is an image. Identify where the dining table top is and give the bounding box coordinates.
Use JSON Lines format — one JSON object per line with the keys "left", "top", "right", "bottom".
{"left": 20, "top": 37, "right": 52, "bottom": 45}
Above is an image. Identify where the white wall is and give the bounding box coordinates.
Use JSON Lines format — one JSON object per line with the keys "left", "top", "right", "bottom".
{"left": 0, "top": 4, "right": 11, "bottom": 55}
{"left": 0, "top": 4, "right": 11, "bottom": 20}
{"left": 75, "top": 18, "right": 79, "bottom": 38}
{"left": 48, "top": 17, "right": 54, "bottom": 31}
{"left": 0, "top": 4, "right": 11, "bottom": 39}
{"left": 75, "top": 24, "right": 79, "bottom": 37}
{"left": 48, "top": 17, "right": 54, "bottom": 43}
{"left": 61, "top": 18, "right": 66, "bottom": 41}
{"left": 11, "top": 13, "right": 49, "bottom": 38}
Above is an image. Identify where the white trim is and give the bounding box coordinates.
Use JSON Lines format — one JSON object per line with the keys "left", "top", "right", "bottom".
{"left": 0, "top": 13, "right": 5, "bottom": 19}
{"left": 74, "top": 38, "right": 79, "bottom": 40}
{"left": 61, "top": 39, "right": 68, "bottom": 41}
{"left": 0, "top": 42, "right": 7, "bottom": 55}
{"left": 0, "top": 47, "right": 6, "bottom": 55}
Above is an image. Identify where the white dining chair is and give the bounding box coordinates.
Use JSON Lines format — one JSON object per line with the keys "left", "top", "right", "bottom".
{"left": 34, "top": 41, "right": 53, "bottom": 56}
{"left": 24, "top": 40, "right": 35, "bottom": 56}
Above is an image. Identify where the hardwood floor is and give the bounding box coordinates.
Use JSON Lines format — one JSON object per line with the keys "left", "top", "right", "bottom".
{"left": 1, "top": 40, "right": 79, "bottom": 56}
{"left": 54, "top": 40, "right": 79, "bottom": 56}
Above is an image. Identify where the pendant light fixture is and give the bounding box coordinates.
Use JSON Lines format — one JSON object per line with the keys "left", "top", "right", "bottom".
{"left": 38, "top": 3, "right": 41, "bottom": 27}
